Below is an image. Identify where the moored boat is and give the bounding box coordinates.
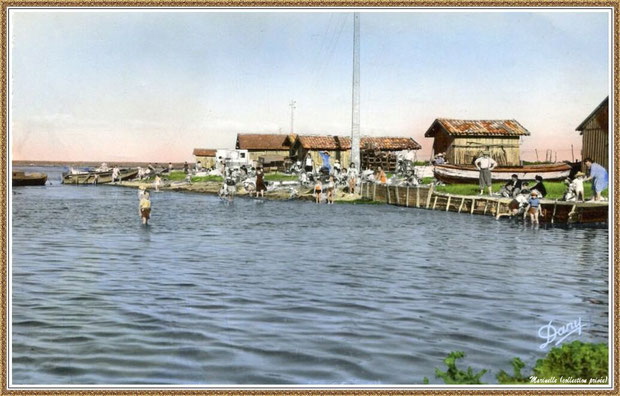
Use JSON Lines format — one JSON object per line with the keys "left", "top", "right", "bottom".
{"left": 62, "top": 168, "right": 139, "bottom": 185}
{"left": 12, "top": 171, "right": 47, "bottom": 186}
{"left": 433, "top": 163, "right": 571, "bottom": 184}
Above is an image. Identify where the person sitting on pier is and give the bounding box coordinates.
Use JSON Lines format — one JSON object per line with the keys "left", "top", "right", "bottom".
{"left": 433, "top": 153, "right": 446, "bottom": 165}
{"left": 375, "top": 166, "right": 387, "bottom": 184}
{"left": 314, "top": 180, "right": 322, "bottom": 204}
{"left": 526, "top": 190, "right": 540, "bottom": 224}
{"left": 474, "top": 151, "right": 497, "bottom": 196}
{"left": 529, "top": 175, "right": 547, "bottom": 198}
{"left": 139, "top": 190, "right": 151, "bottom": 225}
{"left": 500, "top": 174, "right": 523, "bottom": 198}
{"left": 583, "top": 158, "right": 608, "bottom": 201}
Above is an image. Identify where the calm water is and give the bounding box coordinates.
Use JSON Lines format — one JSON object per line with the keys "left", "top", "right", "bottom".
{"left": 11, "top": 166, "right": 609, "bottom": 385}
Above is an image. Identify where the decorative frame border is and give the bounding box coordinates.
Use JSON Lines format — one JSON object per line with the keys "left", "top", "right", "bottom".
{"left": 0, "top": 2, "right": 617, "bottom": 394}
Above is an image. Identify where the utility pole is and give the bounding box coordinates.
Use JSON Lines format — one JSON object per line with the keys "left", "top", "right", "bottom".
{"left": 289, "top": 100, "right": 296, "bottom": 134}
{"left": 350, "top": 12, "right": 361, "bottom": 170}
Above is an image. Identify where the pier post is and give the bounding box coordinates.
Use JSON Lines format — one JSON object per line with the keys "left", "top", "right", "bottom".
{"left": 551, "top": 201, "right": 557, "bottom": 224}
{"left": 483, "top": 200, "right": 489, "bottom": 215}
{"left": 395, "top": 186, "right": 400, "bottom": 205}
{"left": 432, "top": 196, "right": 438, "bottom": 210}
{"left": 416, "top": 187, "right": 420, "bottom": 208}
{"left": 387, "top": 186, "right": 390, "bottom": 204}
{"left": 373, "top": 183, "right": 376, "bottom": 201}
{"left": 426, "top": 185, "right": 434, "bottom": 208}
{"left": 406, "top": 187, "right": 409, "bottom": 207}
{"left": 495, "top": 201, "right": 501, "bottom": 219}
{"left": 458, "top": 198, "right": 464, "bottom": 213}
{"left": 446, "top": 196, "right": 451, "bottom": 211}
{"left": 470, "top": 198, "right": 476, "bottom": 214}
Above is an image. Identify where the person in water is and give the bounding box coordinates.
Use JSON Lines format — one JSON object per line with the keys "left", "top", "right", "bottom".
{"left": 255, "top": 166, "right": 266, "bottom": 198}
{"left": 527, "top": 190, "right": 540, "bottom": 224}
{"left": 139, "top": 190, "right": 151, "bottom": 225}
{"left": 326, "top": 175, "right": 335, "bottom": 204}
{"left": 314, "top": 180, "right": 322, "bottom": 204}
{"left": 347, "top": 162, "right": 358, "bottom": 194}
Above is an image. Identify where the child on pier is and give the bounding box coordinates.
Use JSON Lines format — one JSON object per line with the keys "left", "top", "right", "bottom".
{"left": 139, "top": 190, "right": 151, "bottom": 225}
{"left": 527, "top": 191, "right": 540, "bottom": 224}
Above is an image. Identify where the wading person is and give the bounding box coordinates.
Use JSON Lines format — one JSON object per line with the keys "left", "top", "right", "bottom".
{"left": 583, "top": 158, "right": 608, "bottom": 201}
{"left": 255, "top": 166, "right": 266, "bottom": 198}
{"left": 154, "top": 174, "right": 162, "bottom": 192}
{"left": 314, "top": 180, "right": 322, "bottom": 204}
{"left": 139, "top": 190, "right": 151, "bottom": 225}
{"left": 474, "top": 151, "right": 497, "bottom": 195}
{"left": 326, "top": 175, "right": 335, "bottom": 204}
{"left": 347, "top": 162, "right": 358, "bottom": 194}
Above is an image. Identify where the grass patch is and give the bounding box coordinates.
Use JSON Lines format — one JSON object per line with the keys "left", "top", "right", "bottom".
{"left": 191, "top": 175, "right": 223, "bottom": 182}
{"left": 264, "top": 172, "right": 299, "bottom": 182}
{"left": 167, "top": 171, "right": 188, "bottom": 181}
{"left": 434, "top": 181, "right": 607, "bottom": 200}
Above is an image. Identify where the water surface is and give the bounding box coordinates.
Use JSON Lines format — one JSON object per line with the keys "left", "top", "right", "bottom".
{"left": 11, "top": 166, "right": 609, "bottom": 385}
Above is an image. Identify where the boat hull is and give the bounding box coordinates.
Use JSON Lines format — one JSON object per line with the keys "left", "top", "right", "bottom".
{"left": 12, "top": 172, "right": 47, "bottom": 186}
{"left": 433, "top": 164, "right": 571, "bottom": 184}
{"left": 62, "top": 169, "right": 138, "bottom": 185}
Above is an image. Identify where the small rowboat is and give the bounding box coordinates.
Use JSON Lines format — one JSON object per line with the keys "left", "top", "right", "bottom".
{"left": 12, "top": 171, "right": 47, "bottom": 186}
{"left": 62, "top": 168, "right": 139, "bottom": 185}
{"left": 433, "top": 163, "right": 571, "bottom": 184}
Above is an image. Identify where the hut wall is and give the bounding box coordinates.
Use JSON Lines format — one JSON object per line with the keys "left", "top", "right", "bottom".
{"left": 432, "top": 130, "right": 454, "bottom": 156}
{"left": 307, "top": 150, "right": 350, "bottom": 168}
{"left": 195, "top": 155, "right": 216, "bottom": 169}
{"left": 247, "top": 150, "right": 290, "bottom": 164}
{"left": 450, "top": 137, "right": 521, "bottom": 166}
{"left": 581, "top": 115, "right": 608, "bottom": 170}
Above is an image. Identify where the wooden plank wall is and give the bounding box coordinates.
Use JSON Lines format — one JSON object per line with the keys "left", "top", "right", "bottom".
{"left": 582, "top": 128, "right": 608, "bottom": 170}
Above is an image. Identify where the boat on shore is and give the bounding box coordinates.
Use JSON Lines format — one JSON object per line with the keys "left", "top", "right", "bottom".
{"left": 62, "top": 168, "right": 139, "bottom": 185}
{"left": 12, "top": 171, "right": 47, "bottom": 186}
{"left": 433, "top": 163, "right": 572, "bottom": 184}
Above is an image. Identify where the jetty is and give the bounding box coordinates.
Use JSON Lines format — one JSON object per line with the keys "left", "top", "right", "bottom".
{"left": 360, "top": 182, "right": 608, "bottom": 225}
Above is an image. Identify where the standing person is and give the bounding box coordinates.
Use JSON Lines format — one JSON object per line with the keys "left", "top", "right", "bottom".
{"left": 527, "top": 190, "right": 540, "bottom": 224}
{"left": 375, "top": 166, "right": 387, "bottom": 184}
{"left": 583, "top": 158, "right": 608, "bottom": 201}
{"left": 326, "top": 175, "right": 335, "bottom": 204}
{"left": 347, "top": 162, "right": 358, "bottom": 194}
{"left": 139, "top": 190, "right": 151, "bottom": 225}
{"left": 255, "top": 166, "right": 266, "bottom": 197}
{"left": 314, "top": 180, "right": 322, "bottom": 204}
{"left": 183, "top": 161, "right": 189, "bottom": 174}
{"left": 168, "top": 162, "right": 173, "bottom": 173}
{"left": 304, "top": 154, "right": 314, "bottom": 173}
{"left": 153, "top": 174, "right": 162, "bottom": 192}
{"left": 111, "top": 165, "right": 120, "bottom": 183}
{"left": 474, "top": 151, "right": 497, "bottom": 196}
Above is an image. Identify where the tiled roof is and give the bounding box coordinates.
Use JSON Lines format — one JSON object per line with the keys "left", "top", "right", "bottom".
{"left": 425, "top": 119, "right": 530, "bottom": 137}
{"left": 296, "top": 135, "right": 421, "bottom": 150}
{"left": 193, "top": 148, "right": 217, "bottom": 156}
{"left": 236, "top": 134, "right": 290, "bottom": 150}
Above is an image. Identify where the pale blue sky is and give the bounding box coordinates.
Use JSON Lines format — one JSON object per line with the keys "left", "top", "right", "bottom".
{"left": 10, "top": 9, "right": 610, "bottom": 162}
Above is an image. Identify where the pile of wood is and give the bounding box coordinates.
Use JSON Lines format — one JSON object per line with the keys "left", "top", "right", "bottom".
{"left": 361, "top": 149, "right": 397, "bottom": 171}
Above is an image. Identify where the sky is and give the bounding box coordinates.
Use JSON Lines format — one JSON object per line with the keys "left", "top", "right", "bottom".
{"left": 9, "top": 9, "right": 611, "bottom": 162}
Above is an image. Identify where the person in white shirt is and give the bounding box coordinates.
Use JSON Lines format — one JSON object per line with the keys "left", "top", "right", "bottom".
{"left": 347, "top": 162, "right": 358, "bottom": 194}
{"left": 474, "top": 151, "right": 497, "bottom": 196}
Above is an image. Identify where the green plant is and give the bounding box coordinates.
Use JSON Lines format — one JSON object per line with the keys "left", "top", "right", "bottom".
{"left": 424, "top": 351, "right": 487, "bottom": 384}
{"left": 497, "top": 358, "right": 529, "bottom": 384}
{"left": 532, "top": 341, "right": 608, "bottom": 379}
{"left": 191, "top": 175, "right": 223, "bottom": 182}
{"left": 263, "top": 172, "right": 299, "bottom": 182}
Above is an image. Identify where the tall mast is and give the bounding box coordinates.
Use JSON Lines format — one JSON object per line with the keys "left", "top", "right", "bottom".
{"left": 289, "top": 100, "right": 296, "bottom": 134}
{"left": 351, "top": 12, "right": 360, "bottom": 170}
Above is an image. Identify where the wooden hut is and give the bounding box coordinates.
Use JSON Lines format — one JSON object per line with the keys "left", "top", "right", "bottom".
{"left": 235, "top": 133, "right": 292, "bottom": 164}
{"left": 289, "top": 135, "right": 421, "bottom": 171}
{"left": 576, "top": 97, "right": 608, "bottom": 170}
{"left": 424, "top": 119, "right": 530, "bottom": 166}
{"left": 192, "top": 148, "right": 217, "bottom": 169}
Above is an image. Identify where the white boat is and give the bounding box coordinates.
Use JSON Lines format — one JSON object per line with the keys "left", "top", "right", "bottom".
{"left": 433, "top": 163, "right": 572, "bottom": 184}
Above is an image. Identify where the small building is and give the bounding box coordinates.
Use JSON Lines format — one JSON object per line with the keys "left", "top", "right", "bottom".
{"left": 576, "top": 97, "right": 608, "bottom": 170}
{"left": 235, "top": 133, "right": 292, "bottom": 164}
{"left": 424, "top": 119, "right": 530, "bottom": 166}
{"left": 192, "top": 148, "right": 217, "bottom": 169}
{"left": 289, "top": 135, "right": 421, "bottom": 171}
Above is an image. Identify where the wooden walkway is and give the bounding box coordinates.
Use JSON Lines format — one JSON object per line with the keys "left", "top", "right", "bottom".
{"left": 360, "top": 183, "right": 608, "bottom": 225}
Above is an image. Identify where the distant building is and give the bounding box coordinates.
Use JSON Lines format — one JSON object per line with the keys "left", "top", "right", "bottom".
{"left": 235, "top": 133, "right": 292, "bottom": 164}
{"left": 192, "top": 148, "right": 217, "bottom": 169}
{"left": 289, "top": 135, "right": 421, "bottom": 171}
{"left": 424, "top": 119, "right": 530, "bottom": 166}
{"left": 576, "top": 97, "right": 608, "bottom": 170}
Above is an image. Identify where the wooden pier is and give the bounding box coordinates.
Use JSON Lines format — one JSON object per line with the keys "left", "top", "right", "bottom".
{"left": 360, "top": 183, "right": 608, "bottom": 225}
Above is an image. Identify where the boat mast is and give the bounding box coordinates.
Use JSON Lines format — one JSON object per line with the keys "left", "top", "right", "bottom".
{"left": 351, "top": 12, "right": 361, "bottom": 171}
